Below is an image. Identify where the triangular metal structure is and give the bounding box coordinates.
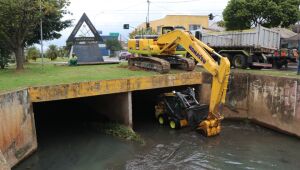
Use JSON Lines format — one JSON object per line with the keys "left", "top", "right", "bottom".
{"left": 67, "top": 13, "right": 103, "bottom": 43}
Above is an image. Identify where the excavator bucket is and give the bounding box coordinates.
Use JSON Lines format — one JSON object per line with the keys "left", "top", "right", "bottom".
{"left": 186, "top": 104, "right": 209, "bottom": 128}
{"left": 197, "top": 118, "right": 221, "bottom": 137}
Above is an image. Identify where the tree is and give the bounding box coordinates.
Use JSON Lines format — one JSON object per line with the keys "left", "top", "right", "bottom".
{"left": 0, "top": 39, "right": 11, "bottom": 69}
{"left": 58, "top": 46, "right": 68, "bottom": 58}
{"left": 223, "top": 0, "right": 300, "bottom": 30}
{"left": 217, "top": 20, "right": 225, "bottom": 27}
{"left": 26, "top": 46, "right": 40, "bottom": 61}
{"left": 0, "top": 0, "right": 71, "bottom": 70}
{"left": 46, "top": 44, "right": 59, "bottom": 60}
{"left": 105, "top": 39, "right": 123, "bottom": 56}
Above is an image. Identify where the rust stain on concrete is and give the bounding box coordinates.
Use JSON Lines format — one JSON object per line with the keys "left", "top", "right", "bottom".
{"left": 28, "top": 72, "right": 202, "bottom": 102}
{"left": 0, "top": 90, "right": 37, "bottom": 168}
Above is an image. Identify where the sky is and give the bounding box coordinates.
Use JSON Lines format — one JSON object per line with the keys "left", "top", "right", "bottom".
{"left": 45, "top": 0, "right": 229, "bottom": 48}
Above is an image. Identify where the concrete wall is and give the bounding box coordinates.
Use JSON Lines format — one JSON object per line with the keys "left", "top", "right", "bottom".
{"left": 83, "top": 93, "right": 132, "bottom": 127}
{"left": 0, "top": 90, "right": 37, "bottom": 169}
{"left": 0, "top": 151, "right": 9, "bottom": 170}
{"left": 200, "top": 72, "right": 300, "bottom": 137}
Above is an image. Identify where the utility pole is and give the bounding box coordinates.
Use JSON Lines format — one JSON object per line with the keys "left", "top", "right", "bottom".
{"left": 146, "top": 0, "right": 150, "bottom": 30}
{"left": 40, "top": 0, "right": 44, "bottom": 67}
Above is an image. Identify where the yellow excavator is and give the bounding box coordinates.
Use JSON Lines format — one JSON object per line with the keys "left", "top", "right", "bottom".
{"left": 127, "top": 27, "right": 230, "bottom": 136}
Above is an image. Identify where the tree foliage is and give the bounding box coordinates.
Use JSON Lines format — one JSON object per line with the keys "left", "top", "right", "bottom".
{"left": 26, "top": 46, "right": 40, "bottom": 61}
{"left": 105, "top": 39, "right": 123, "bottom": 56}
{"left": 0, "top": 0, "right": 71, "bottom": 70}
{"left": 46, "top": 44, "right": 59, "bottom": 60}
{"left": 223, "top": 0, "right": 300, "bottom": 30}
{"left": 58, "top": 46, "right": 68, "bottom": 58}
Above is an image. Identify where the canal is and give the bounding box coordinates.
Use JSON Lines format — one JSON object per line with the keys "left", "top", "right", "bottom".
{"left": 13, "top": 117, "right": 300, "bottom": 170}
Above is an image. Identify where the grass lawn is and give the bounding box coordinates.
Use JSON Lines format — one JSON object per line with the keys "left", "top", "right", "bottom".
{"left": 29, "top": 57, "right": 69, "bottom": 63}
{"left": 195, "top": 66, "right": 300, "bottom": 79}
{"left": 1, "top": 62, "right": 299, "bottom": 93}
{"left": 0, "top": 63, "right": 162, "bottom": 93}
{"left": 231, "top": 68, "right": 300, "bottom": 79}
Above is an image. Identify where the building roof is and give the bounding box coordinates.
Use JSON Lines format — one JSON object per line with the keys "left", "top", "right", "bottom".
{"left": 271, "top": 28, "right": 297, "bottom": 39}
{"left": 137, "top": 15, "right": 209, "bottom": 30}
{"left": 285, "top": 34, "right": 300, "bottom": 41}
{"left": 207, "top": 22, "right": 225, "bottom": 32}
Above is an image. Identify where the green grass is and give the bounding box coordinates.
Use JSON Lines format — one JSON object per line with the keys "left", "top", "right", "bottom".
{"left": 29, "top": 57, "right": 69, "bottom": 63}
{"left": 195, "top": 66, "right": 300, "bottom": 79}
{"left": 0, "top": 63, "right": 159, "bottom": 93}
{"left": 232, "top": 68, "right": 300, "bottom": 79}
{"left": 1, "top": 62, "right": 299, "bottom": 93}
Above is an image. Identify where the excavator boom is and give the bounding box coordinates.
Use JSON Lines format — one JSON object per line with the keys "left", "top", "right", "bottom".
{"left": 128, "top": 29, "right": 230, "bottom": 136}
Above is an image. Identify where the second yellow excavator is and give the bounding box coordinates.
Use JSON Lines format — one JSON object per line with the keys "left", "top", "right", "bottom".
{"left": 127, "top": 27, "right": 230, "bottom": 136}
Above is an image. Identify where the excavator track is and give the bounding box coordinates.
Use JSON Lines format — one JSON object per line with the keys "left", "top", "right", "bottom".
{"left": 161, "top": 56, "right": 196, "bottom": 71}
{"left": 176, "top": 57, "right": 196, "bottom": 71}
{"left": 128, "top": 56, "right": 171, "bottom": 74}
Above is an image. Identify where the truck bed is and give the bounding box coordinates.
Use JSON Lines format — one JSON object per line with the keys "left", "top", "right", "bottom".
{"left": 202, "top": 25, "right": 280, "bottom": 51}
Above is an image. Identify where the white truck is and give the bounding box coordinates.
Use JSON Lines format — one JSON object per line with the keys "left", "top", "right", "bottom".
{"left": 192, "top": 25, "right": 296, "bottom": 69}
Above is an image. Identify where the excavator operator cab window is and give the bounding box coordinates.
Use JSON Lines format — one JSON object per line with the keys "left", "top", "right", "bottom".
{"left": 162, "top": 27, "right": 175, "bottom": 35}
{"left": 195, "top": 31, "right": 202, "bottom": 40}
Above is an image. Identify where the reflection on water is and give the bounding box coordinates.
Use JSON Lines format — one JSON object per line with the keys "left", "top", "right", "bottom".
{"left": 14, "top": 120, "right": 300, "bottom": 170}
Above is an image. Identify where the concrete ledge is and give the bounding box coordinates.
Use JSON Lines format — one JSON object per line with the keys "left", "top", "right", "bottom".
{"left": 29, "top": 72, "right": 202, "bottom": 102}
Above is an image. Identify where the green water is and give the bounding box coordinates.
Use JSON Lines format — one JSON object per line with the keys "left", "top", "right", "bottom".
{"left": 13, "top": 120, "right": 300, "bottom": 170}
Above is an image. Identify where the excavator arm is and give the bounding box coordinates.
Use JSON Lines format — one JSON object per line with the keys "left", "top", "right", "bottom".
{"left": 157, "top": 30, "right": 231, "bottom": 136}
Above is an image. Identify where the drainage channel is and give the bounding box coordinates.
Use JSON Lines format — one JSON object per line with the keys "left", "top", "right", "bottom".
{"left": 12, "top": 87, "right": 300, "bottom": 170}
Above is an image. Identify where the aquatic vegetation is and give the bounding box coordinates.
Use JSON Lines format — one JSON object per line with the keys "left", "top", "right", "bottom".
{"left": 91, "top": 122, "right": 145, "bottom": 145}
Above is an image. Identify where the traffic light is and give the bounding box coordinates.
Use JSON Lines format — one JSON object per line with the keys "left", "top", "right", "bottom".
{"left": 123, "top": 24, "right": 129, "bottom": 29}
{"left": 146, "top": 22, "right": 150, "bottom": 29}
{"left": 208, "top": 13, "right": 214, "bottom": 20}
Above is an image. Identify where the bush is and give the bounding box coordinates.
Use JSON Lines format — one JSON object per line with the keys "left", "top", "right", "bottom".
{"left": 26, "top": 46, "right": 40, "bottom": 61}
{"left": 46, "top": 45, "right": 59, "bottom": 61}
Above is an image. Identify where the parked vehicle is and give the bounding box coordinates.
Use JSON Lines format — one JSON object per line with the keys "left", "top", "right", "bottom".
{"left": 118, "top": 51, "right": 131, "bottom": 60}
{"left": 192, "top": 25, "right": 297, "bottom": 69}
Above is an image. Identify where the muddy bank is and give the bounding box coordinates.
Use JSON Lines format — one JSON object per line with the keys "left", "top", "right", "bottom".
{"left": 200, "top": 72, "right": 300, "bottom": 137}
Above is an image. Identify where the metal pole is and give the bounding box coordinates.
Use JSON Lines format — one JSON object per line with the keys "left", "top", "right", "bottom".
{"left": 146, "top": 0, "right": 150, "bottom": 33}
{"left": 147, "top": 0, "right": 150, "bottom": 24}
{"left": 40, "top": 0, "right": 44, "bottom": 66}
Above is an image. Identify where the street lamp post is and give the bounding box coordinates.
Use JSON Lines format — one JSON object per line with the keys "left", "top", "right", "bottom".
{"left": 40, "top": 0, "right": 44, "bottom": 67}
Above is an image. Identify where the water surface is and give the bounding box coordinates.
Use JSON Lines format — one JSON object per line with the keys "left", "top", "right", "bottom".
{"left": 13, "top": 120, "right": 300, "bottom": 170}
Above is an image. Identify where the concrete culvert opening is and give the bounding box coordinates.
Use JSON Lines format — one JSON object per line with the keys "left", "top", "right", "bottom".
{"left": 132, "top": 85, "right": 200, "bottom": 130}
{"left": 13, "top": 93, "right": 135, "bottom": 170}
{"left": 32, "top": 92, "right": 133, "bottom": 142}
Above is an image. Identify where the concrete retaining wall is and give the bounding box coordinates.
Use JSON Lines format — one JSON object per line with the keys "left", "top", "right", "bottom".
{"left": 200, "top": 72, "right": 300, "bottom": 137}
{"left": 0, "top": 90, "right": 37, "bottom": 169}
{"left": 0, "top": 151, "right": 9, "bottom": 170}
